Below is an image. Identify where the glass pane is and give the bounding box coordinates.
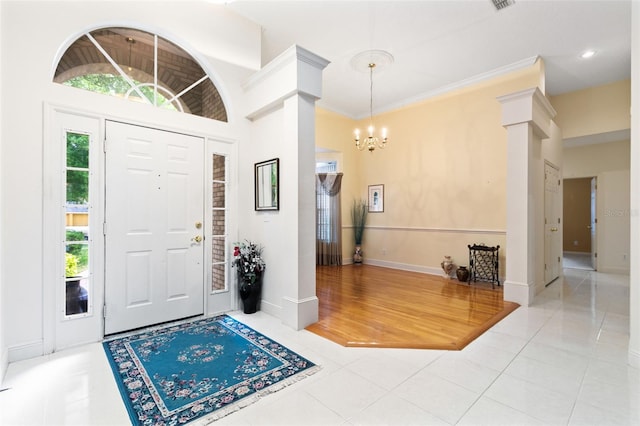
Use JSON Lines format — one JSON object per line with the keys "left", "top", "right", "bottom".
{"left": 212, "top": 210, "right": 225, "bottom": 236}
{"left": 211, "top": 262, "right": 225, "bottom": 292}
{"left": 66, "top": 243, "right": 89, "bottom": 277}
{"left": 66, "top": 170, "right": 89, "bottom": 204}
{"left": 211, "top": 237, "right": 225, "bottom": 264}
{"left": 212, "top": 182, "right": 225, "bottom": 208}
{"left": 56, "top": 27, "right": 228, "bottom": 121}
{"left": 212, "top": 154, "right": 225, "bottom": 180}
{"left": 66, "top": 133, "right": 89, "bottom": 168}
{"left": 54, "top": 34, "right": 119, "bottom": 81}
{"left": 65, "top": 244, "right": 90, "bottom": 316}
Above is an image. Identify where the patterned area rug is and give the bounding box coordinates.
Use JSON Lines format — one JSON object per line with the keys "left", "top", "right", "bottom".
{"left": 103, "top": 315, "right": 320, "bottom": 425}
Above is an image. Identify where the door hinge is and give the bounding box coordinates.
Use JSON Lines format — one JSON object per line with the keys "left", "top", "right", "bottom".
{"left": 103, "top": 222, "right": 107, "bottom": 235}
{"left": 595, "top": 218, "right": 598, "bottom": 224}
{"left": 558, "top": 256, "right": 561, "bottom": 263}
{"left": 595, "top": 252, "right": 598, "bottom": 258}
{"left": 103, "top": 138, "right": 107, "bottom": 153}
{"left": 103, "top": 304, "right": 107, "bottom": 318}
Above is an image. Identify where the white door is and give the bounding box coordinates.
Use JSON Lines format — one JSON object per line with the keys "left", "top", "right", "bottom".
{"left": 104, "top": 121, "right": 204, "bottom": 334}
{"left": 544, "top": 163, "right": 561, "bottom": 285}
{"left": 590, "top": 177, "right": 597, "bottom": 270}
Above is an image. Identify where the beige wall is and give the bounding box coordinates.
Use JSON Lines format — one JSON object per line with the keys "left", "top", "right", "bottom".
{"left": 550, "top": 79, "right": 630, "bottom": 139}
{"left": 563, "top": 177, "right": 592, "bottom": 252}
{"left": 563, "top": 139, "right": 630, "bottom": 178}
{"left": 316, "top": 62, "right": 543, "bottom": 275}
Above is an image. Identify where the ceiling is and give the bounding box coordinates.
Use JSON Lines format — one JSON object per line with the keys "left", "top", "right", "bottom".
{"left": 227, "top": 0, "right": 631, "bottom": 120}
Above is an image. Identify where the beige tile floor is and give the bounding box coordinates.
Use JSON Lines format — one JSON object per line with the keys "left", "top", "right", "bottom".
{"left": 0, "top": 267, "right": 637, "bottom": 425}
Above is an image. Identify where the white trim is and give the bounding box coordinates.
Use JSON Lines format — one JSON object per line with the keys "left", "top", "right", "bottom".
{"left": 8, "top": 341, "right": 43, "bottom": 363}
{"left": 629, "top": 348, "right": 640, "bottom": 369}
{"left": 503, "top": 279, "right": 534, "bottom": 306}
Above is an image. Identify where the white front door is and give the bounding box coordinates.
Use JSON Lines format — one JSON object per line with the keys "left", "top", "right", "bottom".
{"left": 104, "top": 121, "right": 204, "bottom": 334}
{"left": 544, "top": 162, "right": 561, "bottom": 285}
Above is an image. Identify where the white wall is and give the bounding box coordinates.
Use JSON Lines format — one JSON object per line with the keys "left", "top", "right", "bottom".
{"left": 0, "top": 0, "right": 6, "bottom": 385}
{"left": 0, "top": 1, "right": 260, "bottom": 361}
{"left": 628, "top": 0, "right": 639, "bottom": 368}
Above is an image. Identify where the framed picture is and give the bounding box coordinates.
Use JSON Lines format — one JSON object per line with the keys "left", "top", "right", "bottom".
{"left": 368, "top": 184, "right": 384, "bottom": 212}
{"left": 255, "top": 158, "right": 279, "bottom": 211}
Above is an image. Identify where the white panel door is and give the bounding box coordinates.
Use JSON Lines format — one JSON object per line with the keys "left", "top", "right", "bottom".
{"left": 544, "top": 163, "right": 561, "bottom": 285}
{"left": 105, "top": 121, "right": 204, "bottom": 334}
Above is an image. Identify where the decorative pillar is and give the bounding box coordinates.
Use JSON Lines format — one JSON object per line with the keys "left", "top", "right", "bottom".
{"left": 243, "top": 46, "right": 330, "bottom": 329}
{"left": 497, "top": 87, "right": 556, "bottom": 306}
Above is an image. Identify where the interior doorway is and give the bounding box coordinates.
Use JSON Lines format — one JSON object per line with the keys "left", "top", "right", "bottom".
{"left": 562, "top": 177, "right": 596, "bottom": 270}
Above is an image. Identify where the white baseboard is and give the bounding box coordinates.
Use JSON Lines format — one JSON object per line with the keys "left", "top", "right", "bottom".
{"left": 503, "top": 279, "right": 535, "bottom": 306}
{"left": 628, "top": 348, "right": 640, "bottom": 369}
{"left": 0, "top": 347, "right": 7, "bottom": 387}
{"left": 8, "top": 340, "right": 43, "bottom": 363}
{"left": 281, "top": 296, "right": 319, "bottom": 330}
{"left": 364, "top": 258, "right": 442, "bottom": 276}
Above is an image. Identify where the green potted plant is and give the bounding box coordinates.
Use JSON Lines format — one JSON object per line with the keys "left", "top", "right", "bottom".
{"left": 65, "top": 252, "right": 79, "bottom": 279}
{"left": 351, "top": 199, "right": 368, "bottom": 263}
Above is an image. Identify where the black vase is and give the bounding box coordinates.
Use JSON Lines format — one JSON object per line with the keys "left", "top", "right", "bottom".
{"left": 456, "top": 266, "right": 470, "bottom": 282}
{"left": 239, "top": 273, "right": 262, "bottom": 314}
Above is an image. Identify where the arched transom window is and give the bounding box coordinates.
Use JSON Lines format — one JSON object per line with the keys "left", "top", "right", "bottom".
{"left": 54, "top": 27, "right": 228, "bottom": 122}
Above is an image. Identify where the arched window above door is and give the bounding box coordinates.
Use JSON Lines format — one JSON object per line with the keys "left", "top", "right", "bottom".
{"left": 54, "top": 27, "right": 228, "bottom": 122}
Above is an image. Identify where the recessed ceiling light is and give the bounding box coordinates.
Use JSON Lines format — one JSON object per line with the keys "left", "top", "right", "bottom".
{"left": 581, "top": 50, "right": 596, "bottom": 59}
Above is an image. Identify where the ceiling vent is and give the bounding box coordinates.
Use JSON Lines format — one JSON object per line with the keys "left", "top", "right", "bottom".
{"left": 491, "top": 0, "right": 515, "bottom": 10}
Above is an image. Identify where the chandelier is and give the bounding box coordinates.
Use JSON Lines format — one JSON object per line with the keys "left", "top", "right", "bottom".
{"left": 354, "top": 62, "right": 388, "bottom": 152}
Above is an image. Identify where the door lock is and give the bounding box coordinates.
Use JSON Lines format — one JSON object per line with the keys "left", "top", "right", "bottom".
{"left": 192, "top": 235, "right": 203, "bottom": 243}
{"left": 195, "top": 221, "right": 202, "bottom": 229}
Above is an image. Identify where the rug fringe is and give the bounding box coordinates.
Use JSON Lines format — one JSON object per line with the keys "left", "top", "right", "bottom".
{"left": 192, "top": 364, "right": 323, "bottom": 425}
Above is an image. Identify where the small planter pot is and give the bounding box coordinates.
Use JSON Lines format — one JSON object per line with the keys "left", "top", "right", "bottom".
{"left": 239, "top": 272, "right": 263, "bottom": 314}
{"left": 456, "top": 266, "right": 470, "bottom": 282}
{"left": 353, "top": 245, "right": 363, "bottom": 264}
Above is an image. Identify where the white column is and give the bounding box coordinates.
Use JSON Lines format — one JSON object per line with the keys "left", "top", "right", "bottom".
{"left": 280, "top": 94, "right": 319, "bottom": 329}
{"left": 497, "top": 88, "right": 556, "bottom": 306}
{"left": 243, "top": 46, "right": 330, "bottom": 329}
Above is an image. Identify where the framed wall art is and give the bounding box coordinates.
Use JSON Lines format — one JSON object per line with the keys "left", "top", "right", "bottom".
{"left": 255, "top": 158, "right": 279, "bottom": 211}
{"left": 368, "top": 184, "right": 384, "bottom": 213}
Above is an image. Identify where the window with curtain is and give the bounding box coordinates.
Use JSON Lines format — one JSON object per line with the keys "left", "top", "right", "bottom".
{"left": 316, "top": 171, "right": 343, "bottom": 265}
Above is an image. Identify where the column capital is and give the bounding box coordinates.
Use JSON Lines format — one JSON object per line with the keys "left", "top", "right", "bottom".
{"left": 497, "top": 87, "right": 556, "bottom": 138}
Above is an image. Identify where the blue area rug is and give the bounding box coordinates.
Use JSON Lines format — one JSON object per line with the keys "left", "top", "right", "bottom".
{"left": 103, "top": 315, "right": 320, "bottom": 425}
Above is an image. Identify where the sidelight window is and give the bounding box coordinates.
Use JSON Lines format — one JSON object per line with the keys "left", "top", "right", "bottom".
{"left": 211, "top": 154, "right": 228, "bottom": 292}
{"left": 64, "top": 132, "right": 92, "bottom": 316}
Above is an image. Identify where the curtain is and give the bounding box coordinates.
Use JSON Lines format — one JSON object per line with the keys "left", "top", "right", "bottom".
{"left": 316, "top": 173, "right": 343, "bottom": 265}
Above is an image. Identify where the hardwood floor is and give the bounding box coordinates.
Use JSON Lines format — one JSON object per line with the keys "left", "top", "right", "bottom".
{"left": 306, "top": 264, "right": 520, "bottom": 350}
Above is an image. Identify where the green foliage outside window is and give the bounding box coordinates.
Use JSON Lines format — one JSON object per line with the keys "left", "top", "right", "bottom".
{"left": 65, "top": 74, "right": 177, "bottom": 110}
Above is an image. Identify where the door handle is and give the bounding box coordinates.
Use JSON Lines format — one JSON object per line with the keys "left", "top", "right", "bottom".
{"left": 550, "top": 227, "right": 558, "bottom": 232}
{"left": 191, "top": 235, "right": 203, "bottom": 243}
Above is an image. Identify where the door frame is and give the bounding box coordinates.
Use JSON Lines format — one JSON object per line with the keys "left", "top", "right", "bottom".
{"left": 544, "top": 161, "right": 562, "bottom": 285}
{"left": 44, "top": 104, "right": 237, "bottom": 353}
